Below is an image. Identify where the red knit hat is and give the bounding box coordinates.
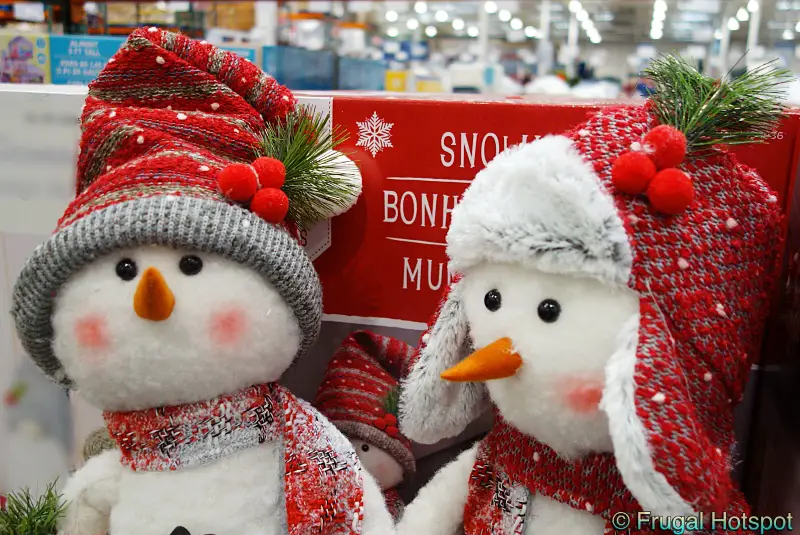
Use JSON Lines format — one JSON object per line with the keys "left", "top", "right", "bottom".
{"left": 315, "top": 331, "right": 416, "bottom": 477}
{"left": 400, "top": 56, "right": 788, "bottom": 518}
{"left": 12, "top": 28, "right": 361, "bottom": 387}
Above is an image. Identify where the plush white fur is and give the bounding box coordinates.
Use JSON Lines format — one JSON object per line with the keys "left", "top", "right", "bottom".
{"left": 396, "top": 445, "right": 478, "bottom": 535}
{"left": 325, "top": 150, "right": 363, "bottom": 218}
{"left": 398, "top": 444, "right": 605, "bottom": 535}
{"left": 399, "top": 280, "right": 488, "bottom": 445}
{"left": 350, "top": 438, "right": 404, "bottom": 490}
{"left": 446, "top": 136, "right": 632, "bottom": 287}
{"left": 52, "top": 246, "right": 301, "bottom": 411}
{"left": 59, "top": 449, "right": 123, "bottom": 535}
{"left": 460, "top": 262, "right": 640, "bottom": 458}
{"left": 600, "top": 312, "right": 695, "bottom": 517}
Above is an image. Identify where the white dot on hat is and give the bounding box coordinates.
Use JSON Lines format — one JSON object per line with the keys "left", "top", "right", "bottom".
{"left": 234, "top": 128, "right": 240, "bottom": 134}
{"left": 200, "top": 40, "right": 208, "bottom": 45}
{"left": 704, "top": 372, "right": 712, "bottom": 382}
{"left": 283, "top": 95, "right": 290, "bottom": 101}
{"left": 109, "top": 111, "right": 116, "bottom": 118}
{"left": 715, "top": 303, "right": 727, "bottom": 317}
{"left": 177, "top": 113, "right": 188, "bottom": 121}
{"left": 630, "top": 141, "right": 643, "bottom": 152}
{"left": 533, "top": 452, "right": 540, "bottom": 462}
{"left": 725, "top": 218, "right": 738, "bottom": 230}
{"left": 211, "top": 102, "right": 220, "bottom": 111}
{"left": 241, "top": 77, "right": 247, "bottom": 84}
{"left": 148, "top": 26, "right": 158, "bottom": 32}
{"left": 652, "top": 392, "right": 666, "bottom": 403}
{"left": 108, "top": 57, "right": 115, "bottom": 63}
{"left": 199, "top": 165, "right": 210, "bottom": 172}
{"left": 421, "top": 333, "right": 430, "bottom": 343}
{"left": 677, "top": 258, "right": 689, "bottom": 270}
{"left": 578, "top": 129, "right": 589, "bottom": 137}
{"left": 768, "top": 195, "right": 778, "bottom": 203}
{"left": 585, "top": 503, "right": 593, "bottom": 512}
{"left": 136, "top": 135, "right": 145, "bottom": 144}
{"left": 106, "top": 165, "right": 112, "bottom": 171}
{"left": 156, "top": 56, "right": 165, "bottom": 65}
{"left": 716, "top": 447, "right": 722, "bottom": 455}
{"left": 628, "top": 215, "right": 640, "bottom": 225}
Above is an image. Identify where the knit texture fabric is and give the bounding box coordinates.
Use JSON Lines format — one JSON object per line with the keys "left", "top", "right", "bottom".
{"left": 315, "top": 331, "right": 416, "bottom": 477}
{"left": 105, "top": 383, "right": 364, "bottom": 534}
{"left": 383, "top": 488, "right": 405, "bottom": 522}
{"left": 401, "top": 104, "right": 783, "bottom": 526}
{"left": 12, "top": 27, "right": 322, "bottom": 387}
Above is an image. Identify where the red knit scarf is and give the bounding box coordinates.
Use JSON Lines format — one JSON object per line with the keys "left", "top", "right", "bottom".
{"left": 383, "top": 488, "right": 405, "bottom": 521}
{"left": 104, "top": 383, "right": 364, "bottom": 535}
{"left": 464, "top": 412, "right": 748, "bottom": 535}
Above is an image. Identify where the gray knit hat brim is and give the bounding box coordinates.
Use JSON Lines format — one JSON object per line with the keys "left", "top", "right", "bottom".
{"left": 334, "top": 420, "right": 416, "bottom": 477}
{"left": 12, "top": 195, "right": 322, "bottom": 388}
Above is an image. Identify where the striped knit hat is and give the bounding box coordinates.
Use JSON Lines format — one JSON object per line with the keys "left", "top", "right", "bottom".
{"left": 400, "top": 57, "right": 787, "bottom": 518}
{"left": 315, "top": 331, "right": 416, "bottom": 477}
{"left": 12, "top": 28, "right": 361, "bottom": 388}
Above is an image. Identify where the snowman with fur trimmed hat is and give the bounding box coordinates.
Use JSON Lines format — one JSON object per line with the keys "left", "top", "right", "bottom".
{"left": 12, "top": 28, "right": 393, "bottom": 535}
{"left": 397, "top": 57, "right": 788, "bottom": 535}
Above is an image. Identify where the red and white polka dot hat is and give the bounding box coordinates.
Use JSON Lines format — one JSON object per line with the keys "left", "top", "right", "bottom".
{"left": 400, "top": 57, "right": 787, "bottom": 517}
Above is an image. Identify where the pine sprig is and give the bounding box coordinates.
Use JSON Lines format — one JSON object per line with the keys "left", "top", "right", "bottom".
{"left": 258, "top": 105, "right": 358, "bottom": 230}
{"left": 644, "top": 55, "right": 792, "bottom": 152}
{"left": 0, "top": 481, "right": 65, "bottom": 535}
{"left": 383, "top": 386, "right": 400, "bottom": 416}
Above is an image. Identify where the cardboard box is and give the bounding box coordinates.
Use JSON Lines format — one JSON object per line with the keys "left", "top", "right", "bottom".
{"left": 0, "top": 86, "right": 798, "bottom": 501}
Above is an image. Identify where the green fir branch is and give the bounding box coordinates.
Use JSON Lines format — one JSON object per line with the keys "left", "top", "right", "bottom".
{"left": 0, "top": 481, "right": 65, "bottom": 535}
{"left": 383, "top": 386, "right": 400, "bottom": 416}
{"left": 644, "top": 54, "right": 792, "bottom": 152}
{"left": 258, "top": 105, "right": 357, "bottom": 230}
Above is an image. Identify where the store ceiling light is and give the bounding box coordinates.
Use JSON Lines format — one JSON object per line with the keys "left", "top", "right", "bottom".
{"left": 407, "top": 18, "right": 420, "bottom": 30}
{"left": 453, "top": 18, "right": 465, "bottom": 30}
{"left": 510, "top": 18, "right": 524, "bottom": 30}
{"left": 568, "top": 0, "right": 582, "bottom": 12}
{"left": 747, "top": 0, "right": 759, "bottom": 12}
{"left": 425, "top": 25, "right": 437, "bottom": 37}
{"left": 485, "top": 1, "right": 498, "bottom": 14}
{"left": 654, "top": 0, "right": 667, "bottom": 12}
{"left": 653, "top": 10, "right": 666, "bottom": 22}
{"left": 435, "top": 10, "right": 448, "bottom": 22}
{"left": 387, "top": 27, "right": 399, "bottom": 37}
{"left": 576, "top": 9, "right": 589, "bottom": 22}
{"left": 582, "top": 19, "right": 593, "bottom": 30}
{"left": 590, "top": 34, "right": 602, "bottom": 44}
{"left": 651, "top": 19, "right": 664, "bottom": 31}
{"left": 414, "top": 2, "right": 427, "bottom": 14}
{"left": 736, "top": 8, "right": 749, "bottom": 21}
{"left": 727, "top": 17, "right": 740, "bottom": 31}
{"left": 524, "top": 25, "right": 539, "bottom": 38}
{"left": 499, "top": 10, "right": 512, "bottom": 22}
{"left": 386, "top": 10, "right": 398, "bottom": 22}
{"left": 795, "top": 20, "right": 800, "bottom": 32}
{"left": 467, "top": 26, "right": 480, "bottom": 37}
{"left": 650, "top": 28, "right": 663, "bottom": 39}
{"left": 784, "top": 28, "right": 795, "bottom": 40}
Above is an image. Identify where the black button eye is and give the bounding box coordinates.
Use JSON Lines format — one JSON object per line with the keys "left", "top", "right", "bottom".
{"left": 179, "top": 255, "right": 203, "bottom": 276}
{"left": 537, "top": 299, "right": 561, "bottom": 323}
{"left": 484, "top": 289, "right": 502, "bottom": 312}
{"left": 360, "top": 443, "right": 370, "bottom": 452}
{"left": 115, "top": 258, "right": 137, "bottom": 281}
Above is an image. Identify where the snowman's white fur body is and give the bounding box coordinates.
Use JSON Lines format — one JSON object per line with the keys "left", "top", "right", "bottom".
{"left": 399, "top": 263, "right": 639, "bottom": 535}
{"left": 350, "top": 438, "right": 404, "bottom": 490}
{"left": 52, "top": 246, "right": 394, "bottom": 535}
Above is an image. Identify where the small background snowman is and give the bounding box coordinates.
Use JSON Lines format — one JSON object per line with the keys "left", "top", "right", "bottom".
{"left": 314, "top": 331, "right": 416, "bottom": 520}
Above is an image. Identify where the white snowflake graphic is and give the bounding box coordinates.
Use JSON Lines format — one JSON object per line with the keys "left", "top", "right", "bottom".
{"left": 356, "top": 112, "right": 394, "bottom": 157}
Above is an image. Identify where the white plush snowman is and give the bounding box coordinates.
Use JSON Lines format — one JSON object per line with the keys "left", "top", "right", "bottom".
{"left": 11, "top": 28, "right": 392, "bottom": 535}
{"left": 314, "top": 331, "right": 417, "bottom": 521}
{"left": 398, "top": 57, "right": 787, "bottom": 535}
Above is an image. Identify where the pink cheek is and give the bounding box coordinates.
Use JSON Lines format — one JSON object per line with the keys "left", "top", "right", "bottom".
{"left": 561, "top": 379, "right": 604, "bottom": 414}
{"left": 209, "top": 307, "right": 248, "bottom": 346}
{"left": 74, "top": 315, "right": 110, "bottom": 354}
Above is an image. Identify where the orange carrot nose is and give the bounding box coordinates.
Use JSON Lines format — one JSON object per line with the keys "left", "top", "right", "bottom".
{"left": 133, "top": 267, "right": 175, "bottom": 321}
{"left": 440, "top": 337, "right": 523, "bottom": 382}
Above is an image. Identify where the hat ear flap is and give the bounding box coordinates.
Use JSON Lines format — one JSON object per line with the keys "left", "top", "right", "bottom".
{"left": 399, "top": 280, "right": 488, "bottom": 444}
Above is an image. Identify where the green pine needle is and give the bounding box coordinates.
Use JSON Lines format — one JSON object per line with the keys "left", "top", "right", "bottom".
{"left": 258, "top": 105, "right": 357, "bottom": 230}
{"left": 644, "top": 54, "right": 792, "bottom": 152}
{"left": 383, "top": 386, "right": 400, "bottom": 416}
{"left": 0, "top": 481, "right": 65, "bottom": 535}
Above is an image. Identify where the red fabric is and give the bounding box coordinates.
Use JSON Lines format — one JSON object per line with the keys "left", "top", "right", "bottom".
{"left": 105, "top": 383, "right": 364, "bottom": 534}
{"left": 383, "top": 488, "right": 405, "bottom": 521}
{"left": 644, "top": 125, "right": 687, "bottom": 169}
{"left": 568, "top": 105, "right": 783, "bottom": 513}
{"left": 62, "top": 27, "right": 295, "bottom": 231}
{"left": 646, "top": 168, "right": 694, "bottom": 214}
{"left": 611, "top": 151, "right": 656, "bottom": 195}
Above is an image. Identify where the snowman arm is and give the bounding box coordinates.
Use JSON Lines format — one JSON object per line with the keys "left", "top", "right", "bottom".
{"left": 360, "top": 469, "right": 396, "bottom": 535}
{"left": 58, "top": 449, "right": 123, "bottom": 535}
{"left": 396, "top": 444, "right": 478, "bottom": 535}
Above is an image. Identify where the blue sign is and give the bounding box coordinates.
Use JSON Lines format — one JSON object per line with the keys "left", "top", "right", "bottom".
{"left": 50, "top": 35, "right": 124, "bottom": 85}
{"left": 338, "top": 57, "right": 386, "bottom": 91}
{"left": 263, "top": 46, "right": 335, "bottom": 90}
{"left": 220, "top": 46, "right": 257, "bottom": 63}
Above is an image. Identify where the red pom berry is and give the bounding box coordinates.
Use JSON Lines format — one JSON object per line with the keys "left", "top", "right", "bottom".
{"left": 253, "top": 157, "right": 286, "bottom": 189}
{"left": 386, "top": 426, "right": 399, "bottom": 437}
{"left": 611, "top": 152, "right": 657, "bottom": 195}
{"left": 250, "top": 188, "right": 289, "bottom": 223}
{"left": 646, "top": 169, "right": 694, "bottom": 215}
{"left": 218, "top": 163, "right": 258, "bottom": 202}
{"left": 384, "top": 414, "right": 397, "bottom": 426}
{"left": 373, "top": 417, "right": 388, "bottom": 430}
{"left": 643, "top": 125, "right": 687, "bottom": 170}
